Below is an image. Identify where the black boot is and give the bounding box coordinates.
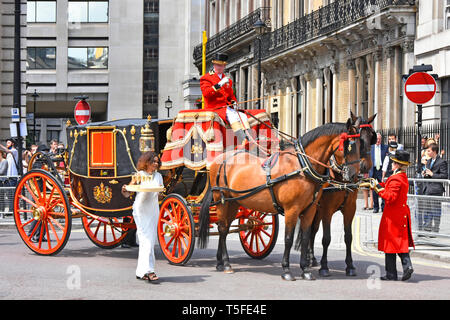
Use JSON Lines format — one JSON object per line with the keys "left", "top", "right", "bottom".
{"left": 381, "top": 253, "right": 398, "bottom": 281}
{"left": 399, "top": 253, "right": 414, "bottom": 281}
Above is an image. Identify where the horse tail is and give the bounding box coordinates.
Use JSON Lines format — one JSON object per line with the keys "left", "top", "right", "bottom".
{"left": 198, "top": 185, "right": 212, "bottom": 249}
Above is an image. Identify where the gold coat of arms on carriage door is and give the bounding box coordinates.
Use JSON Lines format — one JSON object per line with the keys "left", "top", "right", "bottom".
{"left": 93, "top": 182, "right": 113, "bottom": 204}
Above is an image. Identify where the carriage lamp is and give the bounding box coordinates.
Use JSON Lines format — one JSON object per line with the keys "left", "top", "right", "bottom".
{"left": 165, "top": 96, "right": 173, "bottom": 118}
{"left": 139, "top": 118, "right": 155, "bottom": 153}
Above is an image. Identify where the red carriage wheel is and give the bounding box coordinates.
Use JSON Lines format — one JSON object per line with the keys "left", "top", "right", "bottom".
{"left": 158, "top": 194, "right": 195, "bottom": 265}
{"left": 82, "top": 215, "right": 134, "bottom": 249}
{"left": 13, "top": 169, "right": 71, "bottom": 255}
{"left": 239, "top": 208, "right": 279, "bottom": 259}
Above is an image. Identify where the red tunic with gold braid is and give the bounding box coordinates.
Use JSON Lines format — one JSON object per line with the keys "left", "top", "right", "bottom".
{"left": 377, "top": 171, "right": 415, "bottom": 253}
{"left": 200, "top": 71, "right": 237, "bottom": 122}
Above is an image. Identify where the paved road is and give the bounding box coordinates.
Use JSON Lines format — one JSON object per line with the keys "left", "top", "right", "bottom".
{"left": 1, "top": 217, "right": 450, "bottom": 300}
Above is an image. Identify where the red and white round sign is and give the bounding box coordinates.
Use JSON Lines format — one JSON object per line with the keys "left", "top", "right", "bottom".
{"left": 74, "top": 100, "right": 91, "bottom": 125}
{"left": 404, "top": 72, "right": 437, "bottom": 105}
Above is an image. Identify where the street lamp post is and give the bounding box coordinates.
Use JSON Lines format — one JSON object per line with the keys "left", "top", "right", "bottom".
{"left": 253, "top": 18, "right": 267, "bottom": 109}
{"left": 165, "top": 96, "right": 173, "bottom": 118}
{"left": 32, "top": 90, "right": 39, "bottom": 144}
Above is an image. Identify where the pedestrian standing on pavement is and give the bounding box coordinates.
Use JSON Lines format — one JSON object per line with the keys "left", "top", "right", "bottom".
{"left": 370, "top": 133, "right": 388, "bottom": 213}
{"left": 121, "top": 151, "right": 163, "bottom": 283}
{"left": 0, "top": 151, "right": 8, "bottom": 214}
{"left": 370, "top": 149, "right": 415, "bottom": 281}
{"left": 422, "top": 143, "right": 448, "bottom": 234}
{"left": 382, "top": 141, "right": 398, "bottom": 182}
{"left": 0, "top": 139, "right": 19, "bottom": 213}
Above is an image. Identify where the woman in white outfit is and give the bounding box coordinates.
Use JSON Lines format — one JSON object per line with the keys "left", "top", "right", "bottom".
{"left": 122, "top": 151, "right": 163, "bottom": 282}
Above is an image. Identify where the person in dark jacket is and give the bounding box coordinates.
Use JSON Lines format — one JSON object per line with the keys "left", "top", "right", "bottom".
{"left": 422, "top": 143, "right": 448, "bottom": 233}
{"left": 370, "top": 133, "right": 389, "bottom": 213}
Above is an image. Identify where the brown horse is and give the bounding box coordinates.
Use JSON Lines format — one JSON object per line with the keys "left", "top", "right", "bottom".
{"left": 305, "top": 114, "right": 377, "bottom": 277}
{"left": 198, "top": 118, "right": 363, "bottom": 281}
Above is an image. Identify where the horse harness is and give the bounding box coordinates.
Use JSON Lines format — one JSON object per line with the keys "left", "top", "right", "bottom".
{"left": 210, "top": 135, "right": 356, "bottom": 216}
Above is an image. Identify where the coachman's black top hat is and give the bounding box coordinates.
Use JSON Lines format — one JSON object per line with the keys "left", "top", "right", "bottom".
{"left": 390, "top": 149, "right": 411, "bottom": 166}
{"left": 212, "top": 53, "right": 228, "bottom": 65}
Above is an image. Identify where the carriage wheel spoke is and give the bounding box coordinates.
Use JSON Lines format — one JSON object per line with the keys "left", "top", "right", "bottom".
{"left": 48, "top": 218, "right": 60, "bottom": 242}
{"left": 165, "top": 234, "right": 175, "bottom": 250}
{"left": 48, "top": 216, "right": 65, "bottom": 232}
{"left": 257, "top": 233, "right": 266, "bottom": 251}
{"left": 171, "top": 236, "right": 178, "bottom": 256}
{"left": 21, "top": 189, "right": 39, "bottom": 207}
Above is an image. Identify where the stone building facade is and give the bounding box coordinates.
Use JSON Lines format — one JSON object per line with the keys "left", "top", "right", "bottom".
{"left": 415, "top": 0, "right": 450, "bottom": 125}
{"left": 194, "top": 0, "right": 417, "bottom": 137}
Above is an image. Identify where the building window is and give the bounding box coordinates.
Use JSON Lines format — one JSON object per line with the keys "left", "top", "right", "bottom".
{"left": 27, "top": 47, "right": 56, "bottom": 69}
{"left": 47, "top": 130, "right": 60, "bottom": 144}
{"left": 144, "top": 0, "right": 159, "bottom": 13}
{"left": 68, "top": 1, "right": 109, "bottom": 23}
{"left": 144, "top": 47, "right": 158, "bottom": 61}
{"left": 68, "top": 47, "right": 108, "bottom": 69}
{"left": 27, "top": 1, "right": 57, "bottom": 23}
{"left": 144, "top": 94, "right": 158, "bottom": 104}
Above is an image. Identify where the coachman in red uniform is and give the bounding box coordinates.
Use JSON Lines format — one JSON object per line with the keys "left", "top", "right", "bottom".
{"left": 370, "top": 149, "right": 415, "bottom": 281}
{"left": 200, "top": 53, "right": 251, "bottom": 145}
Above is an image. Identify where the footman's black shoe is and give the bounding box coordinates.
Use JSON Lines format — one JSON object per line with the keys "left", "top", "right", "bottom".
{"left": 402, "top": 267, "right": 414, "bottom": 281}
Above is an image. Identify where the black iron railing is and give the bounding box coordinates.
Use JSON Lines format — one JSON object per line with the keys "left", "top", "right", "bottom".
{"left": 193, "top": 7, "right": 271, "bottom": 63}
{"left": 260, "top": 0, "right": 413, "bottom": 60}
{"left": 379, "top": 122, "right": 450, "bottom": 179}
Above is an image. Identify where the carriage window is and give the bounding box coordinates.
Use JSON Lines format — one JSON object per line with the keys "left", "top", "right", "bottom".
{"left": 89, "top": 130, "right": 115, "bottom": 175}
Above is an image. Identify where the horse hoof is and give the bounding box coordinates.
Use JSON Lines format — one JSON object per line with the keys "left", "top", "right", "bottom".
{"left": 346, "top": 269, "right": 357, "bottom": 277}
{"left": 224, "top": 266, "right": 234, "bottom": 274}
{"left": 319, "top": 269, "right": 331, "bottom": 277}
{"left": 281, "top": 272, "right": 296, "bottom": 281}
{"left": 301, "top": 272, "right": 316, "bottom": 281}
{"left": 216, "top": 265, "right": 224, "bottom": 272}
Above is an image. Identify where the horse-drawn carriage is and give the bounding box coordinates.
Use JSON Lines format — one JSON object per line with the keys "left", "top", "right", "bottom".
{"left": 13, "top": 111, "right": 280, "bottom": 263}
{"left": 13, "top": 104, "right": 376, "bottom": 280}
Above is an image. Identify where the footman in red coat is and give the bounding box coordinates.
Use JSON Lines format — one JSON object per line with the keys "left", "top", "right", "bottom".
{"left": 200, "top": 53, "right": 251, "bottom": 146}
{"left": 370, "top": 149, "right": 415, "bottom": 281}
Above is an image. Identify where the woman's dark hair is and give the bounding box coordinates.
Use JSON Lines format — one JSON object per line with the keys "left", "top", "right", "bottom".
{"left": 137, "top": 151, "right": 160, "bottom": 171}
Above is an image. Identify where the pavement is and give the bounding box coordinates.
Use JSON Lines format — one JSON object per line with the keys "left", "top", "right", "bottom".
{"left": 1, "top": 196, "right": 450, "bottom": 264}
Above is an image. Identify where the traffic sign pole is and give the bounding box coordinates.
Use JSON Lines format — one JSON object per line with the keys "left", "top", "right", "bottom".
{"left": 417, "top": 104, "right": 422, "bottom": 174}
{"left": 404, "top": 68, "right": 437, "bottom": 174}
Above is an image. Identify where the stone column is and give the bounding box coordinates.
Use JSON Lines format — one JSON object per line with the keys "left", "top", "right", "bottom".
{"left": 355, "top": 57, "right": 364, "bottom": 117}
{"left": 304, "top": 72, "right": 312, "bottom": 132}
{"left": 347, "top": 59, "right": 356, "bottom": 117}
{"left": 330, "top": 63, "right": 338, "bottom": 122}
{"left": 384, "top": 47, "right": 395, "bottom": 129}
{"left": 299, "top": 75, "right": 307, "bottom": 135}
{"left": 401, "top": 40, "right": 415, "bottom": 127}
{"left": 393, "top": 46, "right": 401, "bottom": 128}
{"left": 315, "top": 69, "right": 323, "bottom": 127}
{"left": 323, "top": 67, "right": 331, "bottom": 123}
{"left": 366, "top": 54, "right": 375, "bottom": 119}
{"left": 290, "top": 77, "right": 298, "bottom": 136}
{"left": 373, "top": 50, "right": 383, "bottom": 130}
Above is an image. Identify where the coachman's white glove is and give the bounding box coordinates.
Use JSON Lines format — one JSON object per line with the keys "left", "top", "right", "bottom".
{"left": 214, "top": 77, "right": 230, "bottom": 91}
{"left": 218, "top": 76, "right": 229, "bottom": 87}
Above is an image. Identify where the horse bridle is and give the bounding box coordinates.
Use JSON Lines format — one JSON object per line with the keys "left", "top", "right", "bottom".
{"left": 329, "top": 123, "right": 374, "bottom": 180}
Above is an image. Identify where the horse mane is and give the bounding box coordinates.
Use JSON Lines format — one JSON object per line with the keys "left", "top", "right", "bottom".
{"left": 300, "top": 122, "right": 347, "bottom": 147}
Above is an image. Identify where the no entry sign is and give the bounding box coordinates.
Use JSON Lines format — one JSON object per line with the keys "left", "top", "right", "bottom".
{"left": 74, "top": 100, "right": 91, "bottom": 125}
{"left": 404, "top": 72, "right": 437, "bottom": 105}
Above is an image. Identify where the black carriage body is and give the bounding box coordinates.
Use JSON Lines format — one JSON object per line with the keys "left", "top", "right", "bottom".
{"left": 66, "top": 118, "right": 172, "bottom": 217}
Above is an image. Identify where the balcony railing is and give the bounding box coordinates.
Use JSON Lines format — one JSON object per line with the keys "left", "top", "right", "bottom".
{"left": 193, "top": 7, "right": 271, "bottom": 63}
{"left": 259, "top": 0, "right": 413, "bottom": 61}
